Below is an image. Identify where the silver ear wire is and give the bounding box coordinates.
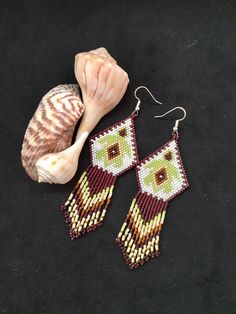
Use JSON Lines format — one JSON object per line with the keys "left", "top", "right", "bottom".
{"left": 154, "top": 106, "right": 187, "bottom": 133}
{"left": 133, "top": 86, "right": 162, "bottom": 116}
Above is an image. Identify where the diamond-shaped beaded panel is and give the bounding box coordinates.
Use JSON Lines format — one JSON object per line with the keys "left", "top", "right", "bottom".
{"left": 137, "top": 140, "right": 189, "bottom": 201}
{"left": 90, "top": 117, "right": 138, "bottom": 176}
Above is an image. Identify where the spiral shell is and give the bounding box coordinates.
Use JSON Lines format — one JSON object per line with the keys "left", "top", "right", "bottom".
{"left": 75, "top": 47, "right": 129, "bottom": 121}
{"left": 21, "top": 84, "right": 84, "bottom": 181}
{"left": 21, "top": 47, "right": 129, "bottom": 184}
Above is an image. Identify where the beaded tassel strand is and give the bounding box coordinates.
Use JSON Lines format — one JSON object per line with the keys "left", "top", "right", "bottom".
{"left": 61, "top": 116, "right": 139, "bottom": 240}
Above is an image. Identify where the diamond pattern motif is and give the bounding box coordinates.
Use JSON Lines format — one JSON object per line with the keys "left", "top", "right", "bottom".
{"left": 107, "top": 143, "right": 120, "bottom": 160}
{"left": 137, "top": 139, "right": 189, "bottom": 201}
{"left": 90, "top": 117, "right": 138, "bottom": 176}
{"left": 155, "top": 167, "right": 168, "bottom": 185}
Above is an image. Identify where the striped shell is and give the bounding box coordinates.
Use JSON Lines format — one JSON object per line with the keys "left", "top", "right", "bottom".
{"left": 21, "top": 84, "right": 84, "bottom": 181}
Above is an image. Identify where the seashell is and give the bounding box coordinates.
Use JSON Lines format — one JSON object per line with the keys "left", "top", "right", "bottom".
{"left": 21, "top": 47, "right": 129, "bottom": 184}
{"left": 35, "top": 131, "right": 88, "bottom": 184}
{"left": 21, "top": 84, "right": 84, "bottom": 182}
{"left": 74, "top": 47, "right": 129, "bottom": 136}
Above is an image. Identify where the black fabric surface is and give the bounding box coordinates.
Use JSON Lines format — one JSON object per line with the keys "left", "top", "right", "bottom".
{"left": 0, "top": 0, "right": 235, "bottom": 313}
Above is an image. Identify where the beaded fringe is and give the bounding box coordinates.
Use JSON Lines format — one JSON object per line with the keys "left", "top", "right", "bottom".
{"left": 116, "top": 192, "right": 167, "bottom": 269}
{"left": 62, "top": 165, "right": 116, "bottom": 239}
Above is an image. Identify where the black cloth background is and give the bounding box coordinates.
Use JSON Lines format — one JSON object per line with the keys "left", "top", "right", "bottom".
{"left": 0, "top": 0, "right": 235, "bottom": 313}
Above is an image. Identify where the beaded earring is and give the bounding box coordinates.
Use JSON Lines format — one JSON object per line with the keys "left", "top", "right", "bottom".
{"left": 116, "top": 107, "right": 189, "bottom": 269}
{"left": 61, "top": 86, "right": 162, "bottom": 239}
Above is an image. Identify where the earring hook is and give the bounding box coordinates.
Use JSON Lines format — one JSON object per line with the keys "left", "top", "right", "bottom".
{"left": 133, "top": 86, "right": 162, "bottom": 116}
{"left": 154, "top": 106, "right": 187, "bottom": 133}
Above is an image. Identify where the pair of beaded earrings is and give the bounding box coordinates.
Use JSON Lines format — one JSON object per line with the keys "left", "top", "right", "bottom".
{"left": 62, "top": 86, "right": 189, "bottom": 269}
